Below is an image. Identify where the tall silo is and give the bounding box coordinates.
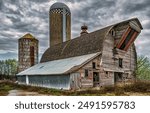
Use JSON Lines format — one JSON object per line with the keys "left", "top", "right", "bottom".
{"left": 49, "top": 2, "right": 71, "bottom": 47}
{"left": 18, "top": 33, "right": 38, "bottom": 72}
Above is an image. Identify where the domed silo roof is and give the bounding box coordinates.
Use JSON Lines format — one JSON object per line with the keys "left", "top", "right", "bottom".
{"left": 50, "top": 2, "right": 70, "bottom": 13}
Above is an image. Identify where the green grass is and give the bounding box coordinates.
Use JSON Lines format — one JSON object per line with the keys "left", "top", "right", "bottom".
{"left": 0, "top": 82, "right": 14, "bottom": 95}
{"left": 0, "top": 81, "right": 150, "bottom": 96}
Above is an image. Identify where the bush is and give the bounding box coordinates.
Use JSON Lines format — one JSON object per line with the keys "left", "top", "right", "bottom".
{"left": 124, "top": 81, "right": 150, "bottom": 92}
{"left": 114, "top": 87, "right": 124, "bottom": 95}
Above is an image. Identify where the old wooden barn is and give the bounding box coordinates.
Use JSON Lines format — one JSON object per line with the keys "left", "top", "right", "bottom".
{"left": 17, "top": 18, "right": 143, "bottom": 90}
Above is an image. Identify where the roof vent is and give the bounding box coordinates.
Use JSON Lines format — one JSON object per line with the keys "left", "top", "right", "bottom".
{"left": 80, "top": 24, "right": 88, "bottom": 35}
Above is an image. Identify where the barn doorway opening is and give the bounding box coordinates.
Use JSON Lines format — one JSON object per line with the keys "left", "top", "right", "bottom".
{"left": 30, "top": 46, "right": 34, "bottom": 66}
{"left": 93, "top": 72, "right": 99, "bottom": 86}
{"left": 114, "top": 72, "right": 123, "bottom": 83}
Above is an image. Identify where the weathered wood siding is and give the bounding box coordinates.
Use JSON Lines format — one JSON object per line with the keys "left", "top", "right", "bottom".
{"left": 76, "top": 56, "right": 101, "bottom": 88}
{"left": 101, "top": 32, "right": 115, "bottom": 86}
{"left": 100, "top": 71, "right": 114, "bottom": 86}
{"left": 73, "top": 21, "right": 138, "bottom": 87}
{"left": 70, "top": 73, "right": 81, "bottom": 90}
{"left": 102, "top": 33, "right": 115, "bottom": 69}
{"left": 114, "top": 22, "right": 137, "bottom": 78}
{"left": 101, "top": 22, "right": 138, "bottom": 86}
{"left": 114, "top": 24, "right": 129, "bottom": 43}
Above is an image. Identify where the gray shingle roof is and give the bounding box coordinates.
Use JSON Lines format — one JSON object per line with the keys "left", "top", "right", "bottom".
{"left": 40, "top": 18, "right": 142, "bottom": 63}
{"left": 41, "top": 26, "right": 111, "bottom": 62}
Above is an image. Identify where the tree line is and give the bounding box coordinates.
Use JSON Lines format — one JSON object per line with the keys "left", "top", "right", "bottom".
{"left": 0, "top": 59, "right": 18, "bottom": 80}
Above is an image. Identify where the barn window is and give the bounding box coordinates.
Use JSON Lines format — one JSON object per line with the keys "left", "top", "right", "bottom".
{"left": 92, "top": 62, "right": 96, "bottom": 69}
{"left": 93, "top": 72, "right": 99, "bottom": 82}
{"left": 85, "top": 69, "right": 88, "bottom": 77}
{"left": 119, "top": 58, "right": 123, "bottom": 68}
{"left": 111, "top": 29, "right": 115, "bottom": 36}
{"left": 117, "top": 27, "right": 138, "bottom": 51}
{"left": 30, "top": 46, "right": 34, "bottom": 66}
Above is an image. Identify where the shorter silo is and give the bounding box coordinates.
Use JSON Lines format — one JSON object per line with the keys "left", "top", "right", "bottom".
{"left": 18, "top": 33, "right": 38, "bottom": 72}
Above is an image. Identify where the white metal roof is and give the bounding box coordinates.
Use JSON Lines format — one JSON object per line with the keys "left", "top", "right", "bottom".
{"left": 17, "top": 52, "right": 100, "bottom": 76}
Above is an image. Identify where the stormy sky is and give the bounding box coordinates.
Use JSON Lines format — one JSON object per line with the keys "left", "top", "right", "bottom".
{"left": 0, "top": 0, "right": 150, "bottom": 61}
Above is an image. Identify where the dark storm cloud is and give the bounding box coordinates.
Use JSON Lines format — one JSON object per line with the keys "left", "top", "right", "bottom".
{"left": 29, "top": 0, "right": 49, "bottom": 3}
{"left": 144, "top": 22, "right": 150, "bottom": 30}
{"left": 0, "top": 0, "right": 4, "bottom": 10}
{"left": 0, "top": 0, "right": 50, "bottom": 60}
{"left": 0, "top": 0, "right": 150, "bottom": 60}
{"left": 121, "top": 0, "right": 150, "bottom": 14}
{"left": 65, "top": 0, "right": 115, "bottom": 37}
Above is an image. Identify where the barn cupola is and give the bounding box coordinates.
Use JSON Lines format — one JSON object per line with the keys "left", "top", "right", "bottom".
{"left": 80, "top": 24, "right": 88, "bottom": 35}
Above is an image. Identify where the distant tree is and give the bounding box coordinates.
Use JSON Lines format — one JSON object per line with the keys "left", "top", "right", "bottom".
{"left": 136, "top": 56, "right": 150, "bottom": 80}
{"left": 0, "top": 60, "right": 5, "bottom": 75}
{"left": 0, "top": 59, "right": 18, "bottom": 79}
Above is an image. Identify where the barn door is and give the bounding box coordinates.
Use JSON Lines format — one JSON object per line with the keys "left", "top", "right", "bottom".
{"left": 114, "top": 72, "right": 123, "bottom": 83}
{"left": 93, "top": 72, "right": 99, "bottom": 86}
{"left": 71, "top": 73, "right": 81, "bottom": 90}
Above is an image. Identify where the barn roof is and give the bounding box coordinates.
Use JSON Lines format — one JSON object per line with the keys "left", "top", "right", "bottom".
{"left": 19, "top": 33, "right": 38, "bottom": 41}
{"left": 41, "top": 26, "right": 111, "bottom": 62}
{"left": 40, "top": 18, "right": 142, "bottom": 63}
{"left": 17, "top": 52, "right": 101, "bottom": 76}
{"left": 50, "top": 2, "right": 71, "bottom": 13}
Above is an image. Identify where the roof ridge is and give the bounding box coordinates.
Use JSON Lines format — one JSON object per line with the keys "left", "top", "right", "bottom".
{"left": 19, "top": 33, "right": 38, "bottom": 41}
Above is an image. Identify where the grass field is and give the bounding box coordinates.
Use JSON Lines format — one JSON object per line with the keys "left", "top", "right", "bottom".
{"left": 0, "top": 81, "right": 150, "bottom": 96}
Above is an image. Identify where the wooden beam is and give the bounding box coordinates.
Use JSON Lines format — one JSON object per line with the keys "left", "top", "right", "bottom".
{"left": 117, "top": 27, "right": 131, "bottom": 48}
{"left": 124, "top": 32, "right": 138, "bottom": 51}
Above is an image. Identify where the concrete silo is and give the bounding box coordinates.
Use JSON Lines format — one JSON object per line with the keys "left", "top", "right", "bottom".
{"left": 18, "top": 33, "right": 38, "bottom": 72}
{"left": 49, "top": 2, "right": 71, "bottom": 47}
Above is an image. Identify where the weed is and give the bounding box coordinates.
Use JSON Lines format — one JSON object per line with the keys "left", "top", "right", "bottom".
{"left": 0, "top": 81, "right": 150, "bottom": 96}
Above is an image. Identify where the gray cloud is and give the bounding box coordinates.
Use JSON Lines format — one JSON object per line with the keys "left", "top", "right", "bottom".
{"left": 0, "top": 52, "right": 17, "bottom": 60}
{"left": 144, "top": 23, "right": 150, "bottom": 29}
{"left": 121, "top": 0, "right": 150, "bottom": 14}
{"left": 0, "top": 0, "right": 150, "bottom": 61}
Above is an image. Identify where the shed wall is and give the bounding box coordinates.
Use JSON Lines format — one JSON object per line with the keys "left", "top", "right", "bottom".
{"left": 70, "top": 73, "right": 81, "bottom": 90}
{"left": 77, "top": 56, "right": 101, "bottom": 88}
{"left": 17, "top": 75, "right": 70, "bottom": 90}
{"left": 17, "top": 76, "right": 26, "bottom": 83}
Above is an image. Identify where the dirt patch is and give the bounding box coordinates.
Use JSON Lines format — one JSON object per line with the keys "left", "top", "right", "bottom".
{"left": 7, "top": 90, "right": 47, "bottom": 96}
